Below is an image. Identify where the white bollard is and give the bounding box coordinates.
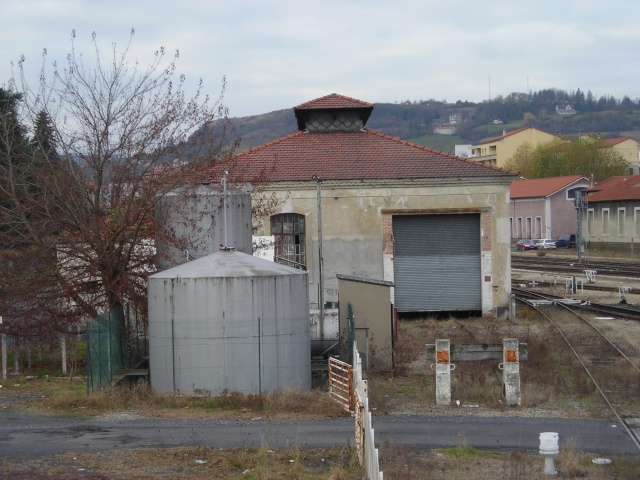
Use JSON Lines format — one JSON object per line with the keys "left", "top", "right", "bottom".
{"left": 500, "top": 338, "right": 521, "bottom": 406}
{"left": 539, "top": 432, "right": 559, "bottom": 475}
{"left": 434, "top": 339, "right": 454, "bottom": 406}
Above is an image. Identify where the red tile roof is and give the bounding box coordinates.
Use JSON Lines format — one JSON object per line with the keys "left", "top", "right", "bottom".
{"left": 477, "top": 127, "right": 559, "bottom": 145}
{"left": 205, "top": 129, "right": 515, "bottom": 184}
{"left": 510, "top": 175, "right": 589, "bottom": 199}
{"left": 583, "top": 175, "right": 640, "bottom": 202}
{"left": 601, "top": 137, "right": 635, "bottom": 147}
{"left": 294, "top": 93, "right": 374, "bottom": 110}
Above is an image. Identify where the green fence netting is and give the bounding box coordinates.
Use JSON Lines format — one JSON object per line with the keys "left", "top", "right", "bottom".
{"left": 86, "top": 304, "right": 147, "bottom": 393}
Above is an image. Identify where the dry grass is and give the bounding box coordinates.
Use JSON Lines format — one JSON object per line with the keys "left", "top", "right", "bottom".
{"left": 379, "top": 445, "right": 640, "bottom": 480}
{"left": 367, "top": 312, "right": 612, "bottom": 417}
{"left": 6, "top": 377, "right": 347, "bottom": 420}
{"left": 2, "top": 446, "right": 365, "bottom": 479}
{"left": 391, "top": 328, "right": 422, "bottom": 377}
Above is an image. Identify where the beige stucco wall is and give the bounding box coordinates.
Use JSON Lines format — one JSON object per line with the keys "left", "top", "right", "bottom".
{"left": 337, "top": 278, "right": 393, "bottom": 370}
{"left": 472, "top": 129, "right": 559, "bottom": 168}
{"left": 499, "top": 130, "right": 558, "bottom": 167}
{"left": 612, "top": 139, "right": 640, "bottom": 163}
{"left": 253, "top": 178, "right": 513, "bottom": 319}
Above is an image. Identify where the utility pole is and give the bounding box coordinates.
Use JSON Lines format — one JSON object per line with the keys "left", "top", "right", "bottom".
{"left": 575, "top": 190, "right": 584, "bottom": 264}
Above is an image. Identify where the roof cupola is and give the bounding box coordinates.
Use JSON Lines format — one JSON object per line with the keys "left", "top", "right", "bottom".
{"left": 293, "top": 93, "right": 374, "bottom": 132}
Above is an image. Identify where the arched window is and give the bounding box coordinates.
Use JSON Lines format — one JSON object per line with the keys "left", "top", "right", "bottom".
{"left": 270, "top": 213, "right": 306, "bottom": 270}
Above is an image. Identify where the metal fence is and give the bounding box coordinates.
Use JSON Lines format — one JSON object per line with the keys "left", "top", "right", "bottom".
{"left": 1, "top": 331, "right": 81, "bottom": 380}
{"left": 353, "top": 340, "right": 384, "bottom": 480}
{"left": 328, "top": 339, "right": 384, "bottom": 479}
{"left": 86, "top": 304, "right": 147, "bottom": 392}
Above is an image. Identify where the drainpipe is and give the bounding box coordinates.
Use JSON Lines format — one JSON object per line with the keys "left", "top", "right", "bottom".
{"left": 312, "top": 175, "right": 324, "bottom": 338}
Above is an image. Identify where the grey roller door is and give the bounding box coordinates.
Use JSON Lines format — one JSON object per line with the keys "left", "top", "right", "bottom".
{"left": 393, "top": 214, "right": 481, "bottom": 312}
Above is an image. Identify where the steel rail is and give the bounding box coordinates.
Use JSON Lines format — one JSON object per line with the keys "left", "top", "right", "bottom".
{"left": 512, "top": 256, "right": 640, "bottom": 279}
{"left": 511, "top": 284, "right": 640, "bottom": 321}
{"left": 514, "top": 289, "right": 640, "bottom": 452}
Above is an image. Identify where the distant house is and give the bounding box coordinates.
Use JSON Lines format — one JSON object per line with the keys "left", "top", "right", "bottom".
{"left": 581, "top": 175, "right": 640, "bottom": 246}
{"left": 470, "top": 127, "right": 560, "bottom": 168}
{"left": 510, "top": 175, "right": 591, "bottom": 240}
{"left": 433, "top": 124, "right": 457, "bottom": 135}
{"left": 556, "top": 104, "right": 576, "bottom": 115}
{"left": 449, "top": 113, "right": 464, "bottom": 125}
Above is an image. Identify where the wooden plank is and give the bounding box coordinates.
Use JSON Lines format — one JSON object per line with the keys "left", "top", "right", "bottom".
{"left": 426, "top": 343, "right": 528, "bottom": 361}
{"left": 329, "top": 356, "right": 353, "bottom": 413}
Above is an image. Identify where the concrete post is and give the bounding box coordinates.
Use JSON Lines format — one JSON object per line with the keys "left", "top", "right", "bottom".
{"left": 509, "top": 294, "right": 516, "bottom": 323}
{"left": 13, "top": 337, "right": 19, "bottom": 375}
{"left": 500, "top": 338, "right": 521, "bottom": 406}
{"left": 1, "top": 334, "right": 6, "bottom": 381}
{"left": 435, "top": 339, "right": 453, "bottom": 406}
{"left": 60, "top": 334, "right": 67, "bottom": 375}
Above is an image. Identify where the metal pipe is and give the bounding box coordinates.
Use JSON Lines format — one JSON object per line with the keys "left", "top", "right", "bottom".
{"left": 312, "top": 175, "right": 324, "bottom": 338}
{"left": 171, "top": 317, "right": 176, "bottom": 393}
{"left": 222, "top": 171, "right": 229, "bottom": 249}
{"left": 258, "top": 316, "right": 262, "bottom": 395}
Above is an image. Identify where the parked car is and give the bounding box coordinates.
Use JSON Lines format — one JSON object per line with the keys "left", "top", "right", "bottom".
{"left": 535, "top": 238, "right": 557, "bottom": 250}
{"left": 516, "top": 239, "right": 537, "bottom": 251}
{"left": 556, "top": 234, "right": 576, "bottom": 248}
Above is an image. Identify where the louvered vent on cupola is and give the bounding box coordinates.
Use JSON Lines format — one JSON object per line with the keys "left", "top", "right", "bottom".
{"left": 293, "top": 93, "right": 374, "bottom": 133}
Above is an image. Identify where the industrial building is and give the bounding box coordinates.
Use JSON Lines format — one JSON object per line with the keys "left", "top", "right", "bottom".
{"left": 205, "top": 93, "right": 517, "bottom": 319}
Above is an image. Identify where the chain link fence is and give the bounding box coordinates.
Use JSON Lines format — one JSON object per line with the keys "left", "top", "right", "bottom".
{"left": 1, "top": 332, "right": 80, "bottom": 380}
{"left": 86, "top": 304, "right": 148, "bottom": 392}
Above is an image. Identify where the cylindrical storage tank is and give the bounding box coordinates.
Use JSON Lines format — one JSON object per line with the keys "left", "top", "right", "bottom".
{"left": 148, "top": 250, "right": 311, "bottom": 395}
{"left": 155, "top": 183, "right": 252, "bottom": 270}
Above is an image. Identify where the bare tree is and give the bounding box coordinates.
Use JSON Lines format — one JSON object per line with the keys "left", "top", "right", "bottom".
{"left": 0, "top": 29, "right": 238, "bottom": 337}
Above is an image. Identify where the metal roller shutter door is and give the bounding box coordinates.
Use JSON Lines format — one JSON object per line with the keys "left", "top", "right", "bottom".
{"left": 393, "top": 214, "right": 481, "bottom": 312}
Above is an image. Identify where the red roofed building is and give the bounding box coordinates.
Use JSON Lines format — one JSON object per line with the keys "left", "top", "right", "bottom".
{"left": 582, "top": 175, "right": 640, "bottom": 246}
{"left": 206, "top": 93, "right": 517, "bottom": 320}
{"left": 509, "top": 175, "right": 591, "bottom": 240}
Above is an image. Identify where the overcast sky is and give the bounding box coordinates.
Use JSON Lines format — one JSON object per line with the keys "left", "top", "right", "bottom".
{"left": 2, "top": 0, "right": 639, "bottom": 118}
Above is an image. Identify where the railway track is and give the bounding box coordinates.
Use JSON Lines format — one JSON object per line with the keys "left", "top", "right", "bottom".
{"left": 512, "top": 254, "right": 640, "bottom": 279}
{"left": 511, "top": 283, "right": 640, "bottom": 320}
{"left": 513, "top": 287, "right": 640, "bottom": 452}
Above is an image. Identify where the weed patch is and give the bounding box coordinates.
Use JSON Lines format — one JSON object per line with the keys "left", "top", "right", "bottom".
{"left": 9, "top": 377, "right": 347, "bottom": 419}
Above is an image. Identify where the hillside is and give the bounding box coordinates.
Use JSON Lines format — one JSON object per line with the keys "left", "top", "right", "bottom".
{"left": 229, "top": 98, "right": 640, "bottom": 154}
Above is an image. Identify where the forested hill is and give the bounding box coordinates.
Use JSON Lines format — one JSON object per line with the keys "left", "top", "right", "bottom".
{"left": 229, "top": 89, "right": 640, "bottom": 154}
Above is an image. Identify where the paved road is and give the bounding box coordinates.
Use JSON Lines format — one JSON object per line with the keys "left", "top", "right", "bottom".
{"left": 1, "top": 410, "right": 638, "bottom": 458}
